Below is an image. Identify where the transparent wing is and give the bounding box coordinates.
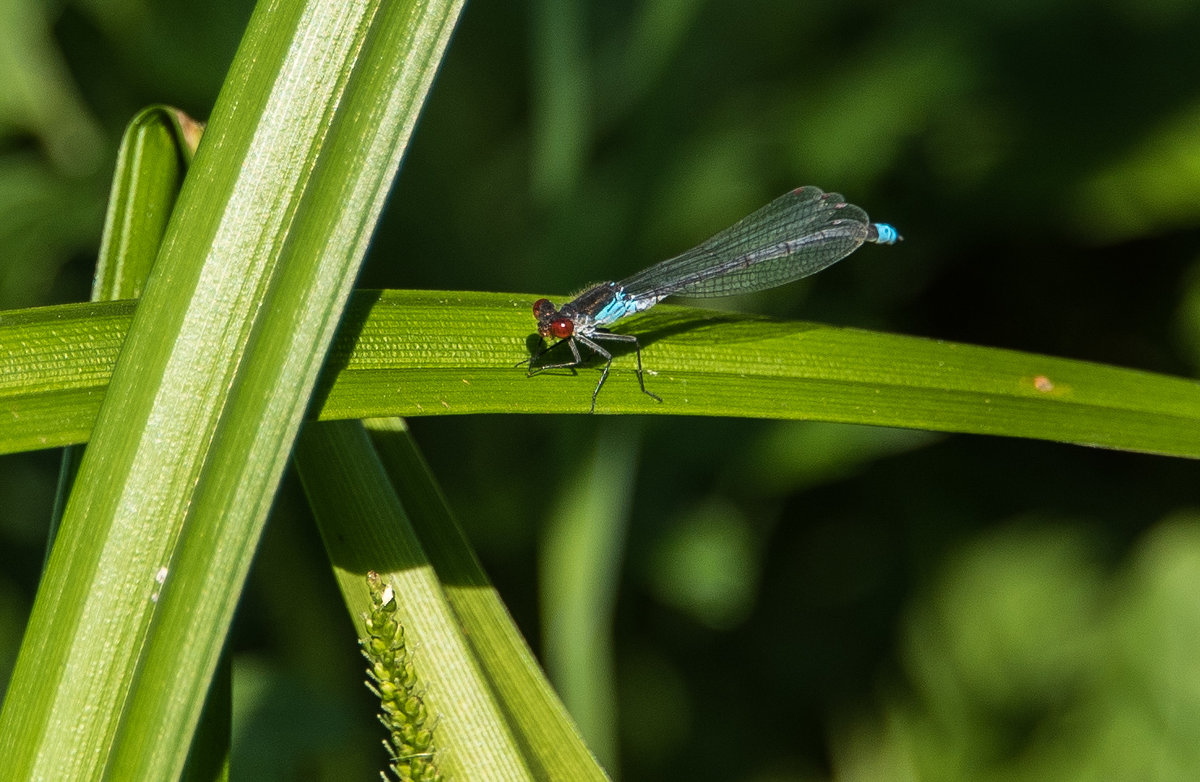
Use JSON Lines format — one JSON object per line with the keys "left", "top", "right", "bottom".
{"left": 616, "top": 186, "right": 871, "bottom": 300}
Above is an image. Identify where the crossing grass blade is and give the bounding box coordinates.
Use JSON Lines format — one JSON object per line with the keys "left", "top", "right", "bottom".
{"left": 0, "top": 0, "right": 467, "bottom": 778}
{"left": 1, "top": 289, "right": 1197, "bottom": 458}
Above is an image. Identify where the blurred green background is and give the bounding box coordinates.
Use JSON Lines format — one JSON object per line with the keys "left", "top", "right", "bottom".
{"left": 3, "top": 0, "right": 1200, "bottom": 779}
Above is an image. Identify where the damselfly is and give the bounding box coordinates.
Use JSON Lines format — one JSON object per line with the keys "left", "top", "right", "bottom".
{"left": 524, "top": 186, "right": 900, "bottom": 411}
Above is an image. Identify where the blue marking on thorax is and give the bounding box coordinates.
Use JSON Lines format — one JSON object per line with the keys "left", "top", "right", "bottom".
{"left": 593, "top": 290, "right": 642, "bottom": 327}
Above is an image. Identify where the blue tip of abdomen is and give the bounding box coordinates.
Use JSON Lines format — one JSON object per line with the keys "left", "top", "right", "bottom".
{"left": 869, "top": 222, "right": 901, "bottom": 245}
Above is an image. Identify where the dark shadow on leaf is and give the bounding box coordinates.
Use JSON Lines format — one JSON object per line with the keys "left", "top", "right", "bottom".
{"left": 307, "top": 288, "right": 383, "bottom": 418}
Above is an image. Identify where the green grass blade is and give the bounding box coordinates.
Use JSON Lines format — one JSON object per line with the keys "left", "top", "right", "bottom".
{"left": 93, "top": 105, "right": 203, "bottom": 301}
{"left": 294, "top": 420, "right": 534, "bottom": 780}
{"left": 48, "top": 103, "right": 232, "bottom": 782}
{"left": 50, "top": 106, "right": 201, "bottom": 540}
{"left": 2, "top": 290, "right": 1198, "bottom": 458}
{"left": 0, "top": 0, "right": 465, "bottom": 778}
{"left": 363, "top": 418, "right": 612, "bottom": 780}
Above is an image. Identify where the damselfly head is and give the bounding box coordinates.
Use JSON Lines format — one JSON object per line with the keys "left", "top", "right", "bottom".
{"left": 533, "top": 298, "right": 575, "bottom": 339}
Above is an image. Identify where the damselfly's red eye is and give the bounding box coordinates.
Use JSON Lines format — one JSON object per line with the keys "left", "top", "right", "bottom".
{"left": 549, "top": 318, "right": 573, "bottom": 338}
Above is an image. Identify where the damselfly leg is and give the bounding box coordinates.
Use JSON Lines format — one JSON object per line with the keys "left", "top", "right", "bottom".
{"left": 525, "top": 330, "right": 662, "bottom": 411}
